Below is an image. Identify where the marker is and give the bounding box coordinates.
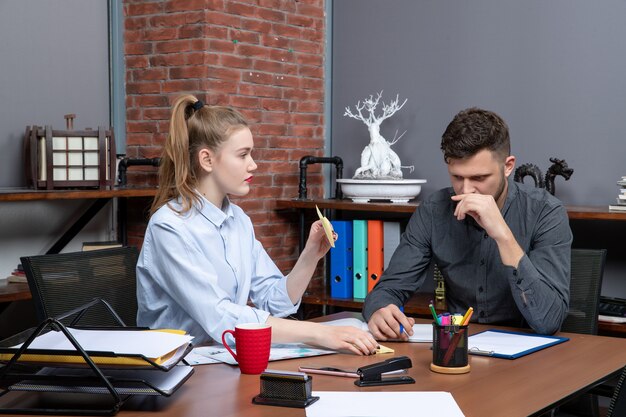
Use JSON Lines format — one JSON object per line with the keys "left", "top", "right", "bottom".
{"left": 440, "top": 313, "right": 451, "bottom": 326}
{"left": 462, "top": 307, "right": 474, "bottom": 325}
{"left": 429, "top": 303, "right": 440, "bottom": 325}
{"left": 461, "top": 307, "right": 474, "bottom": 325}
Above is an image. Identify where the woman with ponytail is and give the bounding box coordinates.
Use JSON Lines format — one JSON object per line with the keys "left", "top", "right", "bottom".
{"left": 137, "top": 95, "right": 378, "bottom": 355}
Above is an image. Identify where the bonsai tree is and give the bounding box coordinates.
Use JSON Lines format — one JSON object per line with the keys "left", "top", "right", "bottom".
{"left": 344, "top": 91, "right": 414, "bottom": 179}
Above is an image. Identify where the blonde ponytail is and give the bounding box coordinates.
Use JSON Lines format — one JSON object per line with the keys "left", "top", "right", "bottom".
{"left": 150, "top": 95, "right": 249, "bottom": 216}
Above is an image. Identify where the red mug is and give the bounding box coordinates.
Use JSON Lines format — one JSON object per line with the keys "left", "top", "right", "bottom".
{"left": 221, "top": 323, "right": 271, "bottom": 374}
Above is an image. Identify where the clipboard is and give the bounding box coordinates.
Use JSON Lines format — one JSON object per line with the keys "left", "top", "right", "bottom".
{"left": 468, "top": 329, "right": 569, "bottom": 359}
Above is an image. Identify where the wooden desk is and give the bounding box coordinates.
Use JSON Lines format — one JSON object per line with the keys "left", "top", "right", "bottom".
{"left": 5, "top": 312, "right": 623, "bottom": 417}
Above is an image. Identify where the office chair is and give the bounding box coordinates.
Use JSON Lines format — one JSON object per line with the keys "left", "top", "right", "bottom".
{"left": 607, "top": 366, "right": 626, "bottom": 417}
{"left": 21, "top": 246, "right": 139, "bottom": 327}
{"left": 556, "top": 248, "right": 607, "bottom": 417}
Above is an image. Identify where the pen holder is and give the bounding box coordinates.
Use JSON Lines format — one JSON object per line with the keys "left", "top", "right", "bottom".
{"left": 430, "top": 323, "right": 470, "bottom": 374}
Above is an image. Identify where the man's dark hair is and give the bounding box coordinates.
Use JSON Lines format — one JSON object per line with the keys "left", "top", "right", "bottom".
{"left": 440, "top": 107, "right": 510, "bottom": 163}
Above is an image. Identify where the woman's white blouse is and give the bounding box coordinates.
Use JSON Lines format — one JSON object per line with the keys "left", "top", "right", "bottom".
{"left": 136, "top": 196, "right": 299, "bottom": 344}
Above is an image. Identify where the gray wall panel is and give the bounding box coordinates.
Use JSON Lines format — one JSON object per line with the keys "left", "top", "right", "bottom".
{"left": 332, "top": 0, "right": 626, "bottom": 206}
{"left": 0, "top": 0, "right": 110, "bottom": 187}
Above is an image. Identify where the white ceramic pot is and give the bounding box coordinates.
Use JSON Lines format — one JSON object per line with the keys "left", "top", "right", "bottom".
{"left": 336, "top": 179, "right": 427, "bottom": 203}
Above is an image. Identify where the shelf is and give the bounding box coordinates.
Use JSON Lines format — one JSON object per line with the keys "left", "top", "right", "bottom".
{"left": 0, "top": 281, "right": 31, "bottom": 303}
{"left": 0, "top": 187, "right": 157, "bottom": 202}
{"left": 276, "top": 198, "right": 626, "bottom": 221}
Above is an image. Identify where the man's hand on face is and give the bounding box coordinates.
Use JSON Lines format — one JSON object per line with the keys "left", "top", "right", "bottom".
{"left": 450, "top": 193, "right": 509, "bottom": 240}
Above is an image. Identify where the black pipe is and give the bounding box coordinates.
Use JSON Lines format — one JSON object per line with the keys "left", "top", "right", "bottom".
{"left": 298, "top": 155, "right": 343, "bottom": 200}
{"left": 117, "top": 157, "right": 160, "bottom": 186}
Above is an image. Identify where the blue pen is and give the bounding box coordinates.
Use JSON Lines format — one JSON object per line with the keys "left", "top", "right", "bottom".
{"left": 399, "top": 306, "right": 405, "bottom": 336}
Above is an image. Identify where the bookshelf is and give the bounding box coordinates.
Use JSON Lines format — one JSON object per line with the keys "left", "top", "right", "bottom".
{"left": 276, "top": 198, "right": 626, "bottom": 337}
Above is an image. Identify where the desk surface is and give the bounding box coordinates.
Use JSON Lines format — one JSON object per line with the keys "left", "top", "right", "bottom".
{"left": 0, "top": 187, "right": 157, "bottom": 202}
{"left": 6, "top": 312, "right": 622, "bottom": 417}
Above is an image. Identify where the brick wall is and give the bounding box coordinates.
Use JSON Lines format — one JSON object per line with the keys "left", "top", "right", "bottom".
{"left": 123, "top": 0, "right": 326, "bottom": 285}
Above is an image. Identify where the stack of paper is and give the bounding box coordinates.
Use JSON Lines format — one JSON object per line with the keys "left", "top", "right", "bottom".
{"left": 3, "top": 328, "right": 193, "bottom": 367}
{"left": 609, "top": 177, "right": 626, "bottom": 212}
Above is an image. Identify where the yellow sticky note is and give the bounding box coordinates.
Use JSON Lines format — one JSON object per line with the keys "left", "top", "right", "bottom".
{"left": 376, "top": 344, "right": 394, "bottom": 354}
{"left": 315, "top": 205, "right": 335, "bottom": 248}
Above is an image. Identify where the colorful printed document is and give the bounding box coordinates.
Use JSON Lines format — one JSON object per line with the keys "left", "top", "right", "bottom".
{"left": 188, "top": 344, "right": 335, "bottom": 366}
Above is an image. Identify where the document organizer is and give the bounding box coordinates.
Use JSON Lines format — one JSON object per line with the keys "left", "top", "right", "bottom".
{"left": 0, "top": 299, "right": 194, "bottom": 416}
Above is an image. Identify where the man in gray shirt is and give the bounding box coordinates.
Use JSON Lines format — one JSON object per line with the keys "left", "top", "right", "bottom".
{"left": 363, "top": 108, "right": 572, "bottom": 337}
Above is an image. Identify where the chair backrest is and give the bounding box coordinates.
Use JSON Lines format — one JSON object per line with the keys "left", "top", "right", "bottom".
{"left": 608, "top": 366, "right": 626, "bottom": 417}
{"left": 560, "top": 248, "right": 606, "bottom": 335}
{"left": 21, "top": 246, "right": 139, "bottom": 327}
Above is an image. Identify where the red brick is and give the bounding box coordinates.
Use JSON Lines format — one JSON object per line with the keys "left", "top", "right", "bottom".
{"left": 296, "top": 3, "right": 324, "bottom": 18}
{"left": 273, "top": 174, "right": 298, "bottom": 186}
{"left": 200, "top": 79, "right": 238, "bottom": 94}
{"left": 292, "top": 113, "right": 321, "bottom": 125}
{"left": 206, "top": 66, "right": 241, "bottom": 81}
{"left": 229, "top": 95, "right": 260, "bottom": 109}
{"left": 273, "top": 74, "right": 299, "bottom": 88}
{"left": 268, "top": 137, "right": 298, "bottom": 148}
{"left": 209, "top": 39, "right": 236, "bottom": 54}
{"left": 135, "top": 95, "right": 170, "bottom": 107}
{"left": 127, "top": 81, "right": 161, "bottom": 94}
{"left": 253, "top": 60, "right": 285, "bottom": 74}
{"left": 261, "top": 98, "right": 289, "bottom": 112}
{"left": 179, "top": 24, "right": 204, "bottom": 39}
{"left": 206, "top": 10, "right": 242, "bottom": 27}
{"left": 126, "top": 56, "right": 149, "bottom": 69}
{"left": 291, "top": 39, "right": 322, "bottom": 54}
{"left": 164, "top": 0, "right": 207, "bottom": 13}
{"left": 271, "top": 23, "right": 303, "bottom": 39}
{"left": 126, "top": 2, "right": 163, "bottom": 16}
{"left": 258, "top": 124, "right": 287, "bottom": 136}
{"left": 134, "top": 68, "right": 167, "bottom": 81}
{"left": 144, "top": 27, "right": 178, "bottom": 41}
{"left": 191, "top": 38, "right": 211, "bottom": 51}
{"left": 143, "top": 108, "right": 171, "bottom": 120}
{"left": 298, "top": 65, "right": 323, "bottom": 78}
{"left": 126, "top": 133, "right": 153, "bottom": 146}
{"left": 242, "top": 71, "right": 274, "bottom": 85}
{"left": 126, "top": 42, "right": 153, "bottom": 55}
{"left": 257, "top": 8, "right": 285, "bottom": 23}
{"left": 229, "top": 29, "right": 260, "bottom": 45}
{"left": 161, "top": 79, "right": 200, "bottom": 92}
{"left": 238, "top": 84, "right": 282, "bottom": 98}
{"left": 225, "top": 2, "right": 257, "bottom": 18}
{"left": 301, "top": 77, "right": 323, "bottom": 90}
{"left": 125, "top": 16, "right": 148, "bottom": 30}
{"left": 169, "top": 66, "right": 209, "bottom": 79}
{"left": 260, "top": 34, "right": 290, "bottom": 49}
{"left": 155, "top": 40, "right": 193, "bottom": 54}
{"left": 241, "top": 18, "right": 272, "bottom": 34}
{"left": 149, "top": 54, "right": 181, "bottom": 67}
{"left": 298, "top": 53, "right": 323, "bottom": 67}
{"left": 298, "top": 137, "right": 324, "bottom": 148}
{"left": 220, "top": 54, "right": 253, "bottom": 69}
{"left": 286, "top": 14, "right": 317, "bottom": 28}
{"left": 262, "top": 111, "right": 290, "bottom": 124}
{"left": 127, "top": 121, "right": 158, "bottom": 133}
{"left": 149, "top": 11, "right": 206, "bottom": 27}
{"left": 296, "top": 100, "right": 324, "bottom": 113}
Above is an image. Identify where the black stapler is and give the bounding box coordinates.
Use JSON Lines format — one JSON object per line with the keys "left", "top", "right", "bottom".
{"left": 354, "top": 355, "right": 415, "bottom": 387}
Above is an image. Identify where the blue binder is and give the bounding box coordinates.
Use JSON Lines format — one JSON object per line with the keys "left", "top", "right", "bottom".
{"left": 329, "top": 220, "right": 353, "bottom": 299}
{"left": 353, "top": 220, "right": 368, "bottom": 299}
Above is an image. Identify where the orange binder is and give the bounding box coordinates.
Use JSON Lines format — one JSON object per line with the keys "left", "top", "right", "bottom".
{"left": 367, "top": 220, "right": 384, "bottom": 293}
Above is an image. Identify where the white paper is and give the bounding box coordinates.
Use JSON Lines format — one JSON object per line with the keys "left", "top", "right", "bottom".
{"left": 306, "top": 391, "right": 465, "bottom": 417}
{"left": 323, "top": 317, "right": 432, "bottom": 342}
{"left": 468, "top": 331, "right": 561, "bottom": 356}
{"left": 14, "top": 329, "right": 193, "bottom": 359}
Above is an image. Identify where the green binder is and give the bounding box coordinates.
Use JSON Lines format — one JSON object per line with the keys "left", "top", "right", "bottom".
{"left": 353, "top": 220, "right": 368, "bottom": 299}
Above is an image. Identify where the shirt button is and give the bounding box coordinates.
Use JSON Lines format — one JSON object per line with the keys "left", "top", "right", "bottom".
{"left": 483, "top": 233, "right": 488, "bottom": 239}
{"left": 479, "top": 311, "right": 485, "bottom": 318}
{"left": 480, "top": 259, "right": 485, "bottom": 266}
{"left": 478, "top": 286, "right": 484, "bottom": 293}
{"left": 517, "top": 279, "right": 522, "bottom": 285}
{"left": 513, "top": 270, "right": 518, "bottom": 276}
